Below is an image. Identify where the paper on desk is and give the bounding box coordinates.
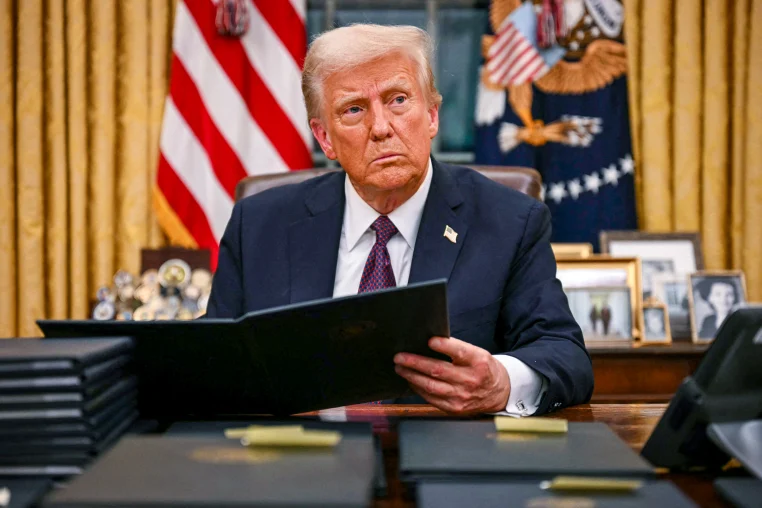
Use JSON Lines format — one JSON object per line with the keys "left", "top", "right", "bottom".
{"left": 224, "top": 425, "right": 342, "bottom": 448}
{"left": 540, "top": 476, "right": 643, "bottom": 492}
{"left": 224, "top": 425, "right": 304, "bottom": 440}
{"left": 494, "top": 416, "right": 568, "bottom": 433}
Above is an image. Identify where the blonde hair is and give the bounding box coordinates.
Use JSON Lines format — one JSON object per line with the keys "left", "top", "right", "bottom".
{"left": 302, "top": 24, "right": 443, "bottom": 120}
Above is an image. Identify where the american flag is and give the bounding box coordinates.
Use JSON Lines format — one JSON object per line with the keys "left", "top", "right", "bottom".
{"left": 155, "top": 0, "right": 312, "bottom": 270}
{"left": 486, "top": 1, "right": 565, "bottom": 87}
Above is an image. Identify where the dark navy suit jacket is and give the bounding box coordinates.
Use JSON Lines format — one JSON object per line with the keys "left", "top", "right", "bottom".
{"left": 207, "top": 160, "right": 593, "bottom": 415}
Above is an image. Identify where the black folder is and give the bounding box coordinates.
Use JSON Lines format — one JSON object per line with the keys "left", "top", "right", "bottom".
{"left": 0, "top": 355, "right": 131, "bottom": 394}
{"left": 38, "top": 280, "right": 449, "bottom": 416}
{"left": 0, "top": 478, "right": 52, "bottom": 508}
{"left": 417, "top": 480, "right": 697, "bottom": 508}
{"left": 714, "top": 477, "right": 762, "bottom": 508}
{"left": 399, "top": 420, "right": 655, "bottom": 481}
{"left": 0, "top": 338, "right": 132, "bottom": 378}
{"left": 43, "top": 435, "right": 375, "bottom": 508}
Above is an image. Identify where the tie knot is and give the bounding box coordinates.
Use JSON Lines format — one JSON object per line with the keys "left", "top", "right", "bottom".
{"left": 370, "top": 216, "right": 398, "bottom": 246}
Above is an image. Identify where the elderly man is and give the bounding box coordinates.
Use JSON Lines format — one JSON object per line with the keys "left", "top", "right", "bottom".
{"left": 207, "top": 24, "right": 593, "bottom": 416}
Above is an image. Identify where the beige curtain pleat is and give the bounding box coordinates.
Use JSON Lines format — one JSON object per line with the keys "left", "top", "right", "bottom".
{"left": 638, "top": 0, "right": 674, "bottom": 231}
{"left": 16, "top": 0, "right": 45, "bottom": 337}
{"left": 66, "top": 0, "right": 90, "bottom": 320}
{"left": 116, "top": 0, "right": 150, "bottom": 274}
{"left": 44, "top": 0, "right": 69, "bottom": 320}
{"left": 147, "top": 0, "right": 173, "bottom": 249}
{"left": 743, "top": 0, "right": 762, "bottom": 300}
{"left": 671, "top": 0, "right": 702, "bottom": 232}
{"left": 730, "top": 0, "right": 750, "bottom": 270}
{"left": 701, "top": 0, "right": 731, "bottom": 270}
{"left": 623, "top": 0, "right": 642, "bottom": 220}
{"left": 0, "top": 0, "right": 17, "bottom": 336}
{"left": 88, "top": 1, "right": 118, "bottom": 296}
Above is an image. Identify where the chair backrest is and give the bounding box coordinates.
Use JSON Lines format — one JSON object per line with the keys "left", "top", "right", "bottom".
{"left": 235, "top": 165, "right": 542, "bottom": 202}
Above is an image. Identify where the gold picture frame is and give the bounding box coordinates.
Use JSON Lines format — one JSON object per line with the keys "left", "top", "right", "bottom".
{"left": 556, "top": 256, "right": 643, "bottom": 340}
{"left": 641, "top": 297, "right": 672, "bottom": 345}
{"left": 551, "top": 243, "right": 594, "bottom": 259}
{"left": 688, "top": 270, "right": 748, "bottom": 344}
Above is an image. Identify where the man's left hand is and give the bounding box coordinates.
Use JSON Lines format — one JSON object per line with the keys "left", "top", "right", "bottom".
{"left": 393, "top": 337, "right": 511, "bottom": 415}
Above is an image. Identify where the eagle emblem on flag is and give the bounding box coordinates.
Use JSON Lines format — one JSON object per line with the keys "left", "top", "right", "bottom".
{"left": 477, "top": 0, "right": 628, "bottom": 153}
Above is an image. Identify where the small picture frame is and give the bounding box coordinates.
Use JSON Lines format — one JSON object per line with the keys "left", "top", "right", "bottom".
{"left": 566, "top": 286, "right": 633, "bottom": 342}
{"left": 688, "top": 271, "right": 748, "bottom": 343}
{"left": 551, "top": 243, "right": 594, "bottom": 259}
{"left": 599, "top": 231, "right": 704, "bottom": 300}
{"left": 641, "top": 297, "right": 672, "bottom": 344}
{"left": 556, "top": 256, "right": 643, "bottom": 340}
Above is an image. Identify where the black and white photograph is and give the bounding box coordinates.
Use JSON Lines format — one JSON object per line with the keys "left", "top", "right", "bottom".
{"left": 651, "top": 273, "right": 691, "bottom": 338}
{"left": 689, "top": 271, "right": 748, "bottom": 342}
{"left": 566, "top": 287, "right": 633, "bottom": 342}
{"left": 600, "top": 232, "right": 704, "bottom": 300}
{"left": 642, "top": 301, "right": 671, "bottom": 344}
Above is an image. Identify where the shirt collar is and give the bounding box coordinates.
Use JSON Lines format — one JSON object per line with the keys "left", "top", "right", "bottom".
{"left": 343, "top": 158, "right": 433, "bottom": 252}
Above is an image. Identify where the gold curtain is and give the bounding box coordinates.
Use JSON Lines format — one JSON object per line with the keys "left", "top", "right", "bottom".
{"left": 0, "top": 0, "right": 175, "bottom": 337}
{"left": 625, "top": 0, "right": 762, "bottom": 301}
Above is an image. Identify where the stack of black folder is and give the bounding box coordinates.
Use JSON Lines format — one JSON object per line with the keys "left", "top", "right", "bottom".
{"left": 0, "top": 338, "right": 137, "bottom": 477}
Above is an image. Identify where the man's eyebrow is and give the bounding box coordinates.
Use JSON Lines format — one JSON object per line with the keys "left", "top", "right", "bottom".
{"left": 332, "top": 77, "right": 415, "bottom": 110}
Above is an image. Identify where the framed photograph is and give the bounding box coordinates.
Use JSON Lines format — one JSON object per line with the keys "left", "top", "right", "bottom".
{"left": 642, "top": 298, "right": 672, "bottom": 344}
{"left": 651, "top": 273, "right": 691, "bottom": 338}
{"left": 688, "top": 271, "right": 748, "bottom": 343}
{"left": 566, "top": 287, "right": 633, "bottom": 342}
{"left": 556, "top": 256, "right": 643, "bottom": 340}
{"left": 551, "top": 243, "right": 594, "bottom": 259}
{"left": 599, "top": 231, "right": 704, "bottom": 300}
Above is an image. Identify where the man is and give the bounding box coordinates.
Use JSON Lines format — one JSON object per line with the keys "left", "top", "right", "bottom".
{"left": 207, "top": 24, "right": 593, "bottom": 416}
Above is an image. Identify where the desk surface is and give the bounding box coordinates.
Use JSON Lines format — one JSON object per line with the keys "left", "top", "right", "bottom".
{"left": 304, "top": 403, "right": 731, "bottom": 508}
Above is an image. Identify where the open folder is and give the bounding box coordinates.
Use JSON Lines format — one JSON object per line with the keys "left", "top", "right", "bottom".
{"left": 37, "top": 280, "right": 449, "bottom": 417}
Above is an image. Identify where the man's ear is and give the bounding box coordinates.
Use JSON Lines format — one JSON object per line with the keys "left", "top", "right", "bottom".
{"left": 310, "top": 118, "right": 337, "bottom": 160}
{"left": 427, "top": 103, "right": 440, "bottom": 140}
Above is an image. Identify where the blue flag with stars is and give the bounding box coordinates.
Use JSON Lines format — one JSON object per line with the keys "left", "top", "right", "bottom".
{"left": 474, "top": 0, "right": 637, "bottom": 250}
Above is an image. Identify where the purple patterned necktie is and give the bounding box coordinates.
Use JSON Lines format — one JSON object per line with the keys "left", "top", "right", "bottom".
{"left": 358, "top": 216, "right": 398, "bottom": 293}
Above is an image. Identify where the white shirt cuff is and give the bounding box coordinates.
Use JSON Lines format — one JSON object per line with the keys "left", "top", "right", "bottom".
{"left": 491, "top": 354, "right": 548, "bottom": 417}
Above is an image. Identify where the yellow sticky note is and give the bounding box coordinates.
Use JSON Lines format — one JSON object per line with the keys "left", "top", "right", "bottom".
{"left": 240, "top": 427, "right": 342, "bottom": 448}
{"left": 224, "top": 425, "right": 303, "bottom": 440}
{"left": 494, "top": 417, "right": 568, "bottom": 434}
{"left": 540, "top": 476, "right": 643, "bottom": 492}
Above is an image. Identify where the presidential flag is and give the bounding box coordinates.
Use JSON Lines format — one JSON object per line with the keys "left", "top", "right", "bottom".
{"left": 475, "top": 0, "right": 636, "bottom": 249}
{"left": 154, "top": 0, "right": 312, "bottom": 269}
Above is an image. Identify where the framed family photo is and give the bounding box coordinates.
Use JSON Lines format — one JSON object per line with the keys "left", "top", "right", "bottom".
{"left": 599, "top": 231, "right": 704, "bottom": 300}
{"left": 556, "top": 256, "right": 643, "bottom": 341}
{"left": 566, "top": 287, "right": 633, "bottom": 342}
{"left": 688, "top": 271, "right": 748, "bottom": 343}
{"left": 641, "top": 298, "right": 672, "bottom": 344}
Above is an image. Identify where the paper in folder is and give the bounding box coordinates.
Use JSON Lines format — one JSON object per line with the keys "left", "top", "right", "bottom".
{"left": 38, "top": 280, "right": 449, "bottom": 416}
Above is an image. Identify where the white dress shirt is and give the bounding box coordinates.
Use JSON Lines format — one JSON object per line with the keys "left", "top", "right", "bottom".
{"left": 332, "top": 159, "right": 547, "bottom": 416}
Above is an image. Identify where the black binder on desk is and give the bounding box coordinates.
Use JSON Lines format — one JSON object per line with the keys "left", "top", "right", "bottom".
{"left": 714, "top": 477, "right": 762, "bottom": 508}
{"left": 0, "top": 356, "right": 131, "bottom": 394}
{"left": 0, "top": 338, "right": 132, "bottom": 378}
{"left": 38, "top": 280, "right": 450, "bottom": 417}
{"left": 399, "top": 420, "right": 655, "bottom": 482}
{"left": 417, "top": 480, "right": 697, "bottom": 508}
{"left": 43, "top": 435, "right": 376, "bottom": 508}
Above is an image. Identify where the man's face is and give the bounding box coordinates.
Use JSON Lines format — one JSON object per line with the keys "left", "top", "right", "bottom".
{"left": 310, "top": 52, "right": 439, "bottom": 195}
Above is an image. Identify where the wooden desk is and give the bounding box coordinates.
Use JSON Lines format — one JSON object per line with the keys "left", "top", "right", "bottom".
{"left": 587, "top": 342, "right": 707, "bottom": 403}
{"left": 307, "top": 404, "right": 732, "bottom": 508}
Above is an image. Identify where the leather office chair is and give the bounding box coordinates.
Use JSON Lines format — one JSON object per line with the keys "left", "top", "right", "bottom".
{"left": 234, "top": 165, "right": 543, "bottom": 202}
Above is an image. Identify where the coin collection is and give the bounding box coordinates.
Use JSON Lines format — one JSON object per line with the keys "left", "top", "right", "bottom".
{"left": 91, "top": 259, "right": 212, "bottom": 321}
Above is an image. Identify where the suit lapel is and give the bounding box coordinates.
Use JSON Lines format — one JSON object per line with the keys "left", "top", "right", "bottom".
{"left": 288, "top": 172, "right": 346, "bottom": 303}
{"left": 409, "top": 160, "right": 468, "bottom": 284}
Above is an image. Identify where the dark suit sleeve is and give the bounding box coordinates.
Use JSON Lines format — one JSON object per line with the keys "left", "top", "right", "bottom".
{"left": 500, "top": 201, "right": 593, "bottom": 414}
{"left": 206, "top": 202, "right": 245, "bottom": 318}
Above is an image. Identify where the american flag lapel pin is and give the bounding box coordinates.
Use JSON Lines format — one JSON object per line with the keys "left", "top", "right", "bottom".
{"left": 444, "top": 225, "right": 458, "bottom": 244}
